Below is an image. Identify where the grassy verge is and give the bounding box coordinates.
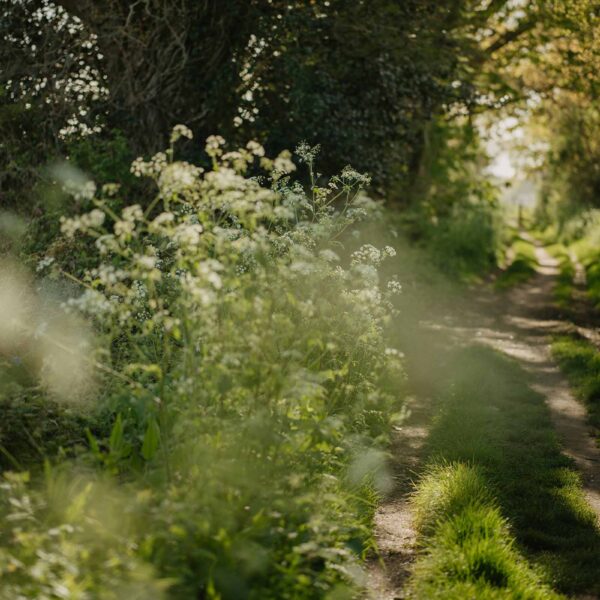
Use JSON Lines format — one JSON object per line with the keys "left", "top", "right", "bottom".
{"left": 407, "top": 346, "right": 600, "bottom": 598}
{"left": 554, "top": 259, "right": 574, "bottom": 309}
{"left": 543, "top": 243, "right": 574, "bottom": 309}
{"left": 578, "top": 249, "right": 600, "bottom": 312}
{"left": 495, "top": 237, "right": 538, "bottom": 290}
{"left": 586, "top": 259, "right": 600, "bottom": 311}
{"left": 568, "top": 236, "right": 600, "bottom": 312}
{"left": 410, "top": 463, "right": 561, "bottom": 599}
{"left": 552, "top": 335, "right": 600, "bottom": 440}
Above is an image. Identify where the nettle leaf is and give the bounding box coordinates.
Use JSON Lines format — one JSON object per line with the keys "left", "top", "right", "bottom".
{"left": 109, "top": 414, "right": 125, "bottom": 452}
{"left": 141, "top": 417, "right": 161, "bottom": 461}
{"left": 109, "top": 413, "right": 132, "bottom": 461}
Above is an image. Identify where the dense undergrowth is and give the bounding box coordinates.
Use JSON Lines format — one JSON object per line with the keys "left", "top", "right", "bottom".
{"left": 399, "top": 119, "right": 503, "bottom": 281}
{"left": 570, "top": 224, "right": 600, "bottom": 313}
{"left": 0, "top": 130, "right": 408, "bottom": 598}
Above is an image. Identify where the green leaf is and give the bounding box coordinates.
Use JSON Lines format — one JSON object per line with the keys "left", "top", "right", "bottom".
{"left": 109, "top": 414, "right": 124, "bottom": 454}
{"left": 141, "top": 418, "right": 161, "bottom": 461}
{"left": 86, "top": 428, "right": 101, "bottom": 458}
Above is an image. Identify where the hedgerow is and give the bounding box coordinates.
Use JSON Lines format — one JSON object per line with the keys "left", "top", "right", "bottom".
{"left": 0, "top": 127, "right": 405, "bottom": 598}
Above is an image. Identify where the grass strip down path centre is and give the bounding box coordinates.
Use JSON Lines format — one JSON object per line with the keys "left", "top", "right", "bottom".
{"left": 406, "top": 346, "right": 600, "bottom": 598}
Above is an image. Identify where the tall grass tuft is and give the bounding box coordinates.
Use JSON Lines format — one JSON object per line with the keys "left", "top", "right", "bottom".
{"left": 409, "top": 463, "right": 562, "bottom": 599}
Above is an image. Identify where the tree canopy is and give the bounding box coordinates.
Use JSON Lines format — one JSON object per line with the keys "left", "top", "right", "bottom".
{"left": 1, "top": 0, "right": 598, "bottom": 207}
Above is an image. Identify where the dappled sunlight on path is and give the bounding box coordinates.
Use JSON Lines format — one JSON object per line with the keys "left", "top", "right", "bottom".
{"left": 428, "top": 243, "right": 600, "bottom": 519}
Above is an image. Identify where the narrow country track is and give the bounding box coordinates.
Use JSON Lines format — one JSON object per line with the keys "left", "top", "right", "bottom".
{"left": 368, "top": 238, "right": 600, "bottom": 599}
{"left": 474, "top": 242, "right": 600, "bottom": 519}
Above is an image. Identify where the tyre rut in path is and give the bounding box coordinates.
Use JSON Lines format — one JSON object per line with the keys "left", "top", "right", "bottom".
{"left": 366, "top": 239, "right": 600, "bottom": 598}
{"left": 365, "top": 395, "right": 429, "bottom": 600}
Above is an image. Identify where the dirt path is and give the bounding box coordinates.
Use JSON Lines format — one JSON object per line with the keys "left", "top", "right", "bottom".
{"left": 429, "top": 239, "right": 600, "bottom": 515}
{"left": 366, "top": 396, "right": 429, "bottom": 600}
{"left": 367, "top": 239, "right": 600, "bottom": 598}
{"left": 476, "top": 243, "right": 600, "bottom": 518}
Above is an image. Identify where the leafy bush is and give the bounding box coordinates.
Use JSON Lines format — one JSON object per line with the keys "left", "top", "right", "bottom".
{"left": 400, "top": 119, "right": 501, "bottom": 279}
{"left": 2, "top": 128, "right": 406, "bottom": 598}
{"left": 428, "top": 203, "right": 500, "bottom": 278}
{"left": 0, "top": 386, "right": 92, "bottom": 470}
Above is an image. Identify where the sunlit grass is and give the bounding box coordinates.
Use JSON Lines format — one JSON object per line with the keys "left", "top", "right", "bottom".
{"left": 552, "top": 335, "right": 600, "bottom": 440}
{"left": 411, "top": 464, "right": 561, "bottom": 599}
{"left": 411, "top": 462, "right": 494, "bottom": 537}
{"left": 495, "top": 237, "right": 538, "bottom": 290}
{"left": 545, "top": 244, "right": 574, "bottom": 309}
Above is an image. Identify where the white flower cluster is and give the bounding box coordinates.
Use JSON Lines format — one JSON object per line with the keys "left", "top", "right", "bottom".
{"left": 148, "top": 212, "right": 174, "bottom": 233}
{"left": 6, "top": 2, "right": 109, "bottom": 139}
{"left": 159, "top": 162, "right": 203, "bottom": 196}
{"left": 90, "top": 265, "right": 127, "bottom": 286}
{"left": 273, "top": 150, "right": 296, "bottom": 176}
{"left": 387, "top": 279, "right": 403, "bottom": 294}
{"left": 66, "top": 289, "right": 114, "bottom": 317}
{"left": 170, "top": 124, "right": 193, "bottom": 144}
{"left": 350, "top": 244, "right": 396, "bottom": 266}
{"left": 60, "top": 208, "right": 104, "bottom": 237}
{"left": 111, "top": 205, "right": 142, "bottom": 241}
{"left": 55, "top": 125, "right": 403, "bottom": 407}
{"left": 62, "top": 179, "right": 97, "bottom": 202}
{"left": 246, "top": 141, "right": 265, "bottom": 157}
{"left": 206, "top": 135, "right": 226, "bottom": 158}
{"left": 131, "top": 153, "right": 168, "bottom": 178}
{"left": 340, "top": 165, "right": 372, "bottom": 188}
{"left": 173, "top": 223, "right": 203, "bottom": 248}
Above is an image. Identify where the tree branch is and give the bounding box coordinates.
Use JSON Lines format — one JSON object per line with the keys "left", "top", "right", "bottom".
{"left": 483, "top": 18, "right": 536, "bottom": 55}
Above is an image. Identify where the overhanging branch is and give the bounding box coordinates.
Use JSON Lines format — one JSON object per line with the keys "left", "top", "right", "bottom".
{"left": 484, "top": 18, "right": 536, "bottom": 55}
